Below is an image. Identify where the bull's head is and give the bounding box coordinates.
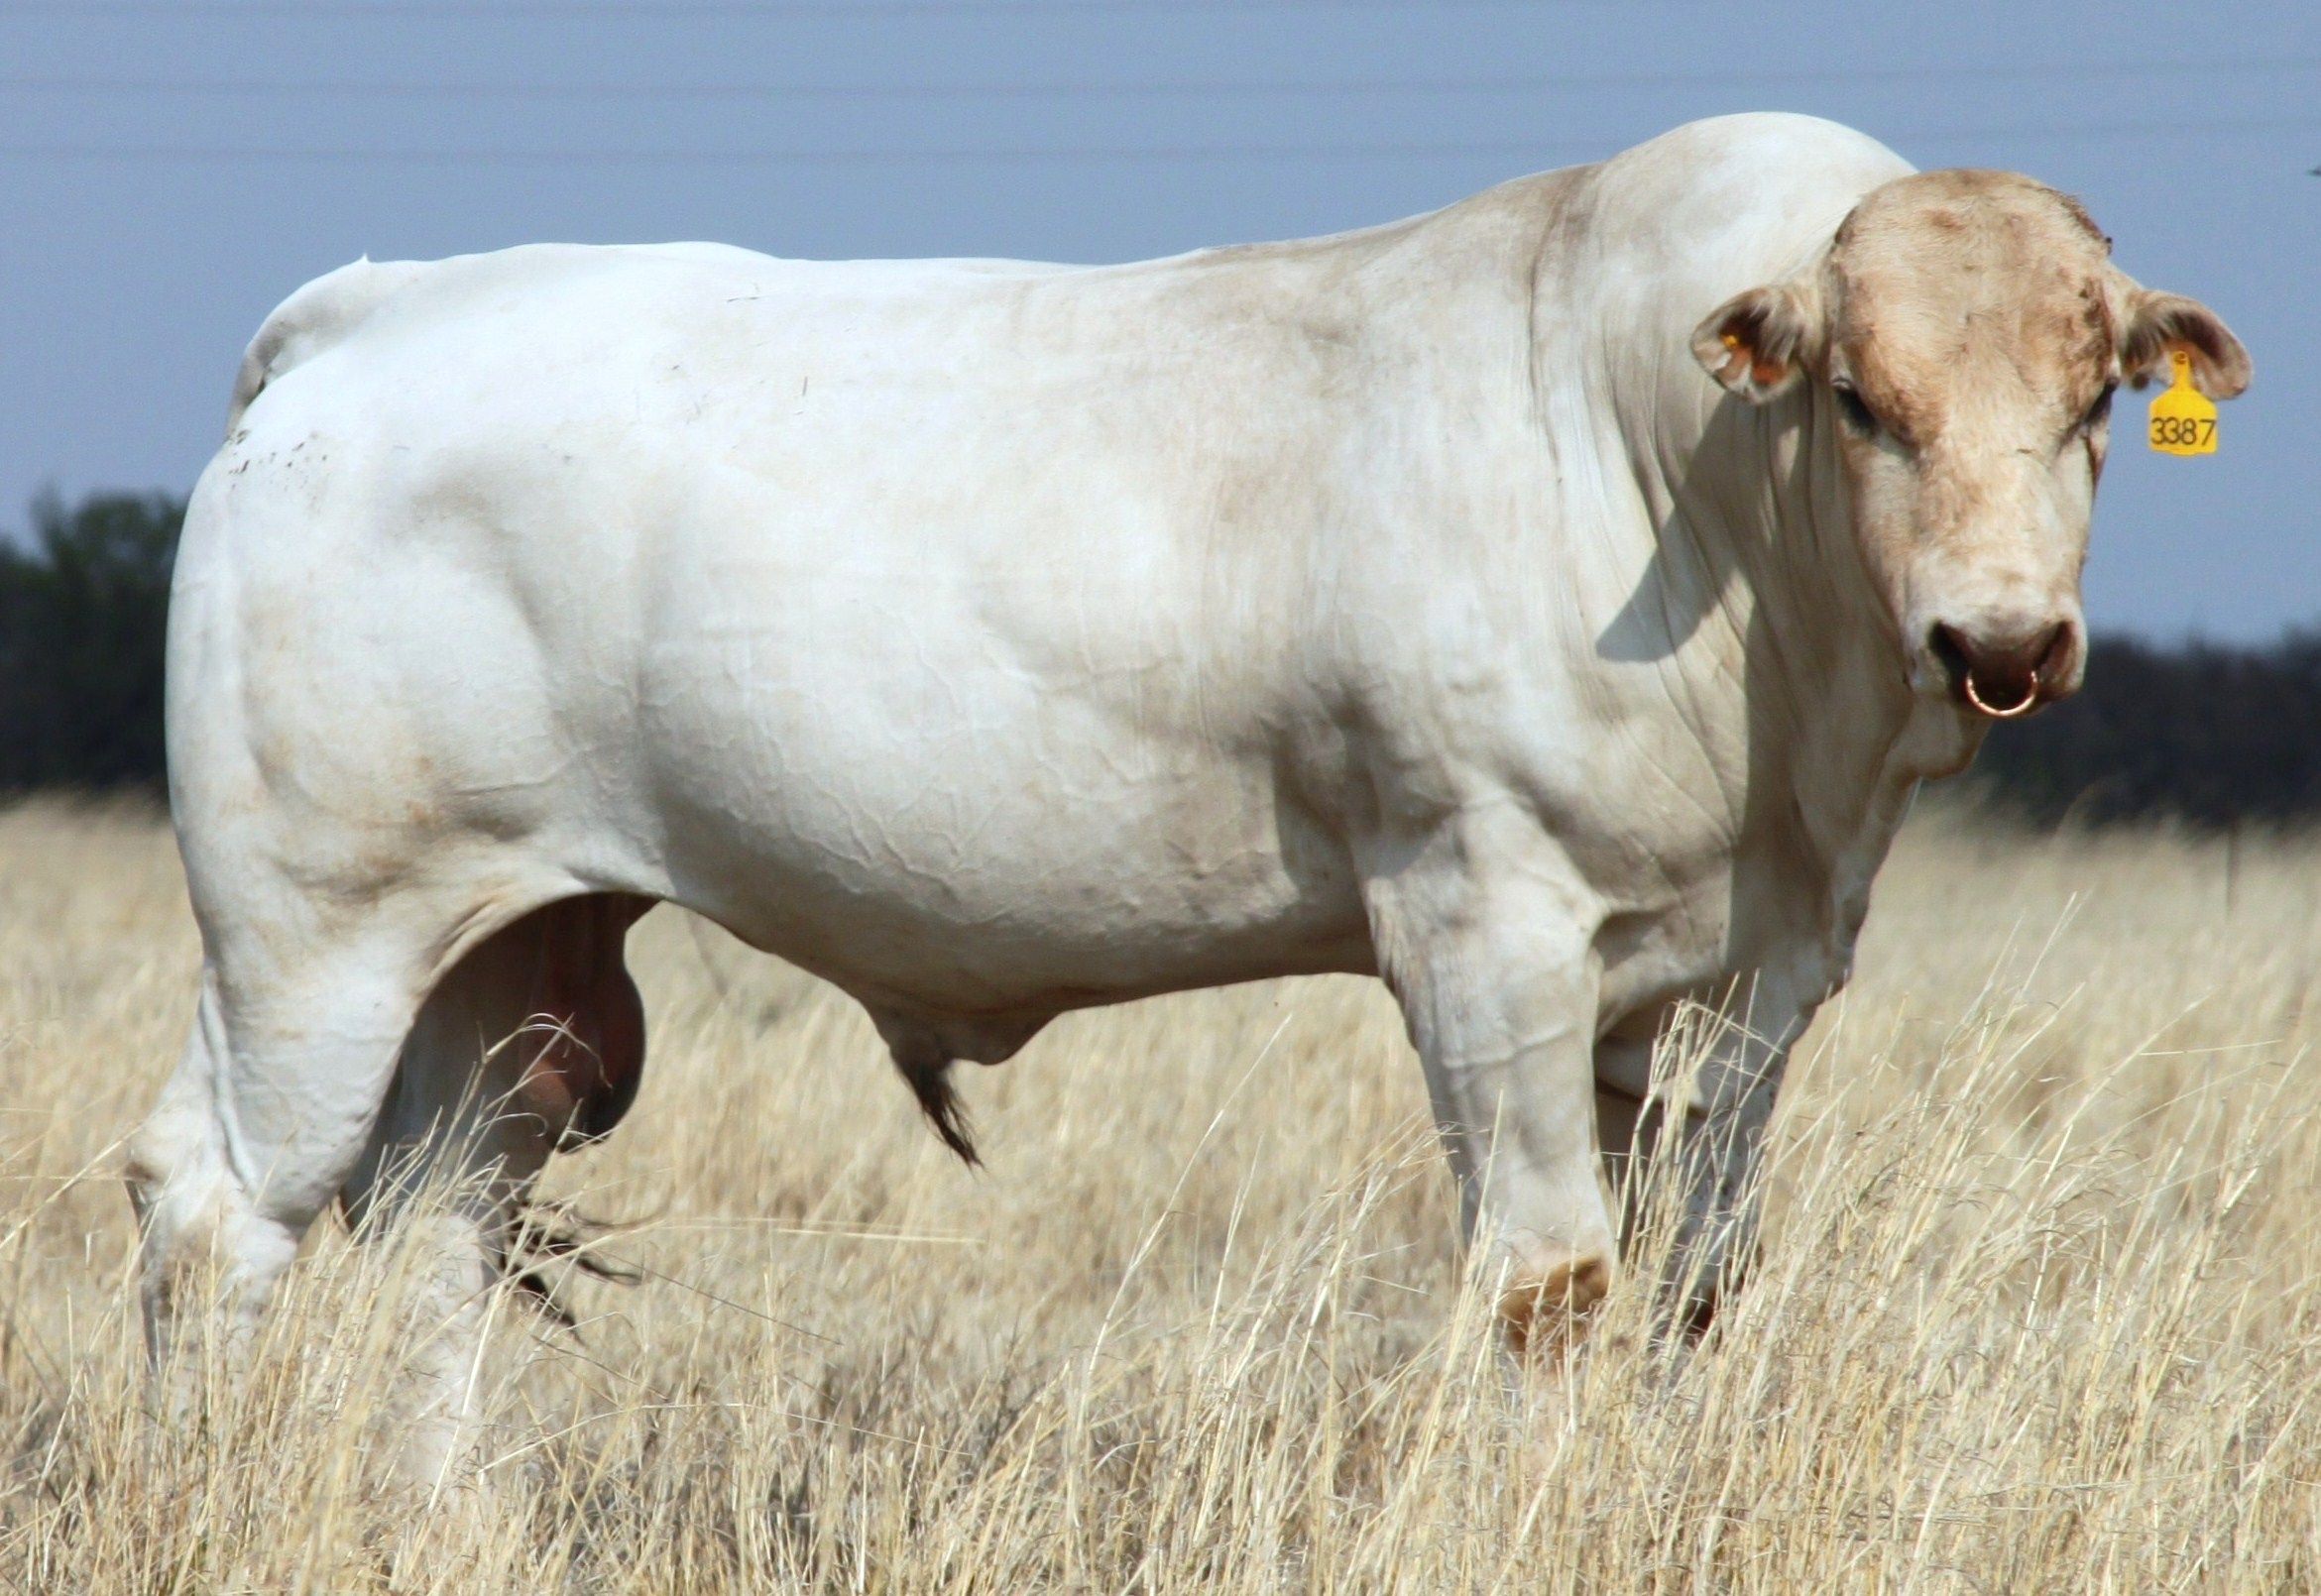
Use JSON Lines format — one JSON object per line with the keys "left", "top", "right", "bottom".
{"left": 1690, "top": 170, "right": 2250, "bottom": 719}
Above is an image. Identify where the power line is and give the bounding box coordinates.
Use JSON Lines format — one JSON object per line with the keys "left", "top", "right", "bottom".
{"left": 9, "top": 0, "right": 1678, "bottom": 17}
{"left": 18, "top": 142, "right": 1584, "bottom": 166}
{"left": 4, "top": 59, "right": 2315, "bottom": 100}
{"left": 6, "top": 117, "right": 2316, "bottom": 165}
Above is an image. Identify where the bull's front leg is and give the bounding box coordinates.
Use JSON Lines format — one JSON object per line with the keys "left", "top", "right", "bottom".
{"left": 1595, "top": 990, "right": 1802, "bottom": 1334}
{"left": 1361, "top": 818, "right": 1617, "bottom": 1360}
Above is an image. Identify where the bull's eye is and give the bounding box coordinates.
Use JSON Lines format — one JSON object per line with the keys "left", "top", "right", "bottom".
{"left": 1830, "top": 379, "right": 1880, "bottom": 438}
{"left": 2080, "top": 381, "right": 2118, "bottom": 434}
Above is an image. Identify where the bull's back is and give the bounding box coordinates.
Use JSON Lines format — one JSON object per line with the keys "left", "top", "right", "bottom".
{"left": 183, "top": 242, "right": 1379, "bottom": 1013}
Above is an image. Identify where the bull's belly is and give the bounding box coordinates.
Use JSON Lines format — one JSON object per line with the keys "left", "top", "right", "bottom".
{"left": 652, "top": 790, "right": 1374, "bottom": 1019}
{"left": 634, "top": 667, "right": 1372, "bottom": 1020}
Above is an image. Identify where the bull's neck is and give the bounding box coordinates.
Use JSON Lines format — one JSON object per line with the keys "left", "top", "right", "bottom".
{"left": 1638, "top": 385, "right": 1980, "bottom": 918}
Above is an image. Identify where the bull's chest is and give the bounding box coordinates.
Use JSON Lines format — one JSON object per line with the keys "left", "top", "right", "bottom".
{"left": 1587, "top": 791, "right": 1896, "bottom": 1046}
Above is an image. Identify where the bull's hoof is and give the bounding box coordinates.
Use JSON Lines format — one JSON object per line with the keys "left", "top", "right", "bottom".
{"left": 1497, "top": 1254, "right": 1613, "bottom": 1360}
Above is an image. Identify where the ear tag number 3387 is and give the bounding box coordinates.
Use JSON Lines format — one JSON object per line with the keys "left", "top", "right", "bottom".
{"left": 2148, "top": 347, "right": 2218, "bottom": 457}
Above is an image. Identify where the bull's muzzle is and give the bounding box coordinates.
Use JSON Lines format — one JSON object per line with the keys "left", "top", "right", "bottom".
{"left": 1929, "top": 619, "right": 2078, "bottom": 720}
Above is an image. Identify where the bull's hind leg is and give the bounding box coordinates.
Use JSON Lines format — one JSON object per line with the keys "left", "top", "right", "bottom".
{"left": 337, "top": 893, "right": 653, "bottom": 1482}
{"left": 127, "top": 925, "right": 441, "bottom": 1400}
{"left": 127, "top": 884, "right": 651, "bottom": 1484}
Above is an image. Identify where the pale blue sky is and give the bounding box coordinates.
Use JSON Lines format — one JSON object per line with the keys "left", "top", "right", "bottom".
{"left": 3, "top": 0, "right": 2313, "bottom": 637}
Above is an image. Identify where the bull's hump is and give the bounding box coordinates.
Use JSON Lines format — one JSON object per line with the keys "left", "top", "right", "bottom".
{"left": 1588, "top": 114, "right": 1914, "bottom": 260}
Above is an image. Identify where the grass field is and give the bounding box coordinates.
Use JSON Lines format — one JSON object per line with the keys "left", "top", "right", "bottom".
{"left": 2, "top": 799, "right": 2318, "bottom": 1591}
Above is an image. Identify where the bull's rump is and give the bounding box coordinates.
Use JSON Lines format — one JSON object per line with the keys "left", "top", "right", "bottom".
{"left": 175, "top": 243, "right": 1390, "bottom": 1014}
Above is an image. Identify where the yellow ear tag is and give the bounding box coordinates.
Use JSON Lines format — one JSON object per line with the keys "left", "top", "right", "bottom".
{"left": 2147, "top": 347, "right": 2218, "bottom": 456}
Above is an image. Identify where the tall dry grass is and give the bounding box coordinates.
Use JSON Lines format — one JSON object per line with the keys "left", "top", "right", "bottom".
{"left": 2, "top": 798, "right": 2318, "bottom": 1591}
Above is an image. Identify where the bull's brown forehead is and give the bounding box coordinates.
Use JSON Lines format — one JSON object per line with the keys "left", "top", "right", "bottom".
{"left": 1838, "top": 169, "right": 2108, "bottom": 248}
{"left": 1830, "top": 171, "right": 2116, "bottom": 426}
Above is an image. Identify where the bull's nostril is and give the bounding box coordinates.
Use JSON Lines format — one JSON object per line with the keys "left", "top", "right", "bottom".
{"left": 1929, "top": 623, "right": 1972, "bottom": 688}
{"left": 2034, "top": 621, "right": 2074, "bottom": 682}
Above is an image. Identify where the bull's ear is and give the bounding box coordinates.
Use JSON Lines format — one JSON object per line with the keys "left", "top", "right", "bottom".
{"left": 1691, "top": 283, "right": 1818, "bottom": 402}
{"left": 2119, "top": 286, "right": 2252, "bottom": 399}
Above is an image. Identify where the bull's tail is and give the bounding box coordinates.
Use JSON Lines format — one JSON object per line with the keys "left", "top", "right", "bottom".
{"left": 227, "top": 256, "right": 430, "bottom": 433}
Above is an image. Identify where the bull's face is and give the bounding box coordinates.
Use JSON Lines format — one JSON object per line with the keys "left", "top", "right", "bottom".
{"left": 1691, "top": 171, "right": 2251, "bottom": 720}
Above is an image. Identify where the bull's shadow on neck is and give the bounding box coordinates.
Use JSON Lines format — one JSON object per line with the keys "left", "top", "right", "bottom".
{"left": 1592, "top": 395, "right": 1807, "bottom": 672}
{"left": 1590, "top": 391, "right": 1884, "bottom": 956}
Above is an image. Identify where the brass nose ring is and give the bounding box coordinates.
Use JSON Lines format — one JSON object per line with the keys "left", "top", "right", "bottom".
{"left": 1961, "top": 669, "right": 2040, "bottom": 719}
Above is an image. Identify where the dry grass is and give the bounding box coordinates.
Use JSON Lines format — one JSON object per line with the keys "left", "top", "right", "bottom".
{"left": 3, "top": 798, "right": 2320, "bottom": 1591}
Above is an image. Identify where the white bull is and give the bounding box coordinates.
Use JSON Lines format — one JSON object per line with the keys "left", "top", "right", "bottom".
{"left": 128, "top": 113, "right": 2249, "bottom": 1471}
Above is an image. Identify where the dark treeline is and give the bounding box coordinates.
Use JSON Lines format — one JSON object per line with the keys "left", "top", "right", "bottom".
{"left": 1967, "top": 631, "right": 2321, "bottom": 828}
{"left": 2, "top": 490, "right": 2317, "bottom": 828}
{"left": 1, "top": 491, "right": 182, "bottom": 792}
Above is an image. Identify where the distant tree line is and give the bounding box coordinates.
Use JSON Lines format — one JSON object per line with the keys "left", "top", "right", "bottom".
{"left": 1965, "top": 631, "right": 2321, "bottom": 828}
{"left": 1, "top": 491, "right": 182, "bottom": 793}
{"left": 2, "top": 490, "right": 2317, "bottom": 828}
